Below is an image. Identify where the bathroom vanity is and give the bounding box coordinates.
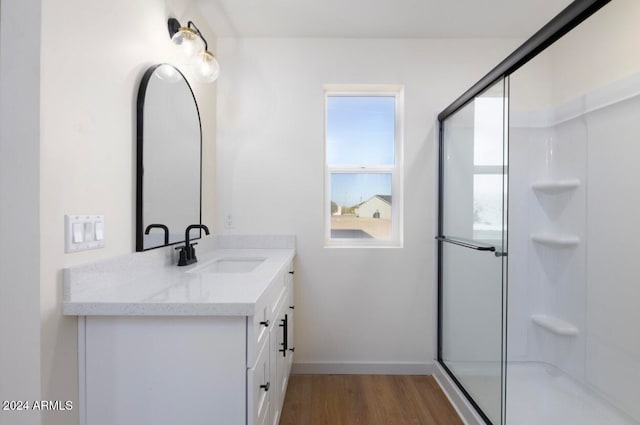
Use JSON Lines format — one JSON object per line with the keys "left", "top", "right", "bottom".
{"left": 64, "top": 237, "right": 295, "bottom": 425}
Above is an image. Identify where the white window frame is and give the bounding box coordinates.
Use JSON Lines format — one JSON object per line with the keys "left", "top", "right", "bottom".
{"left": 323, "top": 85, "right": 404, "bottom": 248}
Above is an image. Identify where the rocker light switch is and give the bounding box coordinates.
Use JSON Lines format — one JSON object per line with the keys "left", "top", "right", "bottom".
{"left": 84, "top": 222, "right": 94, "bottom": 242}
{"left": 94, "top": 221, "right": 104, "bottom": 241}
{"left": 65, "top": 214, "right": 105, "bottom": 253}
{"left": 72, "top": 223, "right": 84, "bottom": 243}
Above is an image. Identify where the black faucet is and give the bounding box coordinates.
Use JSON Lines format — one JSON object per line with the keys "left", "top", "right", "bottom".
{"left": 176, "top": 224, "right": 211, "bottom": 266}
{"left": 144, "top": 224, "right": 170, "bottom": 245}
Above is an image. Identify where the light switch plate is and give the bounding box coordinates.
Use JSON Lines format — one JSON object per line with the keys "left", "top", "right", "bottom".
{"left": 65, "top": 214, "right": 105, "bottom": 253}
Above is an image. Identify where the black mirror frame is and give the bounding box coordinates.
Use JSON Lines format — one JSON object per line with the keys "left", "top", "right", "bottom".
{"left": 135, "top": 64, "right": 203, "bottom": 252}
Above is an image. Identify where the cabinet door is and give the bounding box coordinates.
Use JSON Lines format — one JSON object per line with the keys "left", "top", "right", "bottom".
{"left": 84, "top": 316, "right": 246, "bottom": 425}
{"left": 277, "top": 313, "right": 290, "bottom": 410}
{"left": 286, "top": 266, "right": 295, "bottom": 374}
{"left": 271, "top": 302, "right": 286, "bottom": 425}
{"left": 285, "top": 311, "right": 294, "bottom": 375}
{"left": 269, "top": 313, "right": 279, "bottom": 425}
{"left": 248, "top": 335, "right": 271, "bottom": 425}
{"left": 248, "top": 294, "right": 272, "bottom": 366}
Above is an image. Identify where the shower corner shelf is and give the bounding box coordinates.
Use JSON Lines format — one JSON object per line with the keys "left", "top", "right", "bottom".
{"left": 531, "top": 179, "right": 580, "bottom": 194}
{"left": 531, "top": 233, "right": 580, "bottom": 247}
{"left": 531, "top": 314, "right": 579, "bottom": 336}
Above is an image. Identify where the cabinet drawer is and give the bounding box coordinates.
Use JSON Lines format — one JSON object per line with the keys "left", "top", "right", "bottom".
{"left": 248, "top": 336, "right": 271, "bottom": 425}
{"left": 248, "top": 268, "right": 286, "bottom": 366}
{"left": 248, "top": 294, "right": 271, "bottom": 367}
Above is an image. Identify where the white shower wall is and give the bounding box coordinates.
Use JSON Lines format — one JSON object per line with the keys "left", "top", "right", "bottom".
{"left": 584, "top": 91, "right": 640, "bottom": 421}
{"left": 508, "top": 73, "right": 640, "bottom": 422}
{"left": 508, "top": 115, "right": 587, "bottom": 377}
{"left": 505, "top": 1, "right": 640, "bottom": 420}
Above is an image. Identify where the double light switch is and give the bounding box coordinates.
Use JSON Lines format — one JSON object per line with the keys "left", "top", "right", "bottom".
{"left": 65, "top": 214, "right": 105, "bottom": 253}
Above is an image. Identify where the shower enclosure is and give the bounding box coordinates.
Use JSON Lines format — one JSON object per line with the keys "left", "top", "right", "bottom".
{"left": 437, "top": 1, "right": 640, "bottom": 424}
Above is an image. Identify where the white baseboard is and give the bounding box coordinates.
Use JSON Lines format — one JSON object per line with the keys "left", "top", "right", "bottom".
{"left": 433, "top": 361, "right": 487, "bottom": 425}
{"left": 291, "top": 361, "right": 434, "bottom": 375}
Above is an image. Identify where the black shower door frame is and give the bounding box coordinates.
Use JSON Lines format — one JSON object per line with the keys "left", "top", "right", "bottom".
{"left": 436, "top": 1, "right": 611, "bottom": 423}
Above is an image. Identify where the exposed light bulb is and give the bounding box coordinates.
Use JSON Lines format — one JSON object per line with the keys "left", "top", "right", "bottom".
{"left": 171, "top": 27, "right": 205, "bottom": 62}
{"left": 167, "top": 19, "right": 219, "bottom": 83}
{"left": 195, "top": 51, "right": 220, "bottom": 82}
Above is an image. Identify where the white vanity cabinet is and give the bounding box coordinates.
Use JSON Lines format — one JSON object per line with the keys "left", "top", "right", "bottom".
{"left": 265, "top": 264, "right": 295, "bottom": 425}
{"left": 77, "top": 260, "right": 295, "bottom": 425}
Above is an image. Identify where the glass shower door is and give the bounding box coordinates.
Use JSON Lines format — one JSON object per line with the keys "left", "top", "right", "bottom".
{"left": 438, "top": 78, "right": 508, "bottom": 425}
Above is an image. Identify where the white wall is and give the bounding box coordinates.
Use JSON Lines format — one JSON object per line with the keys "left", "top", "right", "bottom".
{"left": 38, "top": 1, "right": 216, "bottom": 424}
{"left": 550, "top": 0, "right": 640, "bottom": 106}
{"left": 216, "top": 37, "right": 520, "bottom": 370}
{"left": 0, "top": 1, "right": 42, "bottom": 424}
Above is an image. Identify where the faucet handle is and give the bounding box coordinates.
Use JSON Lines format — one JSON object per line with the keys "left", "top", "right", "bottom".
{"left": 175, "top": 242, "right": 200, "bottom": 266}
{"left": 190, "top": 244, "right": 198, "bottom": 262}
{"left": 176, "top": 246, "right": 188, "bottom": 266}
{"left": 174, "top": 242, "right": 197, "bottom": 250}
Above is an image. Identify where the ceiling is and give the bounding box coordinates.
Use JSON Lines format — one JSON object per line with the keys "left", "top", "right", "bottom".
{"left": 196, "top": 0, "right": 574, "bottom": 39}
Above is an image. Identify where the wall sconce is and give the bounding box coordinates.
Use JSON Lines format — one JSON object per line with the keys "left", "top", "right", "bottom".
{"left": 168, "top": 18, "right": 220, "bottom": 83}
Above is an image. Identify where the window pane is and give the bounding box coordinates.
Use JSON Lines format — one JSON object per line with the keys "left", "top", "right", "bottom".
{"left": 330, "top": 173, "right": 392, "bottom": 240}
{"left": 326, "top": 96, "right": 395, "bottom": 166}
{"left": 473, "top": 174, "right": 504, "bottom": 241}
{"left": 474, "top": 97, "right": 504, "bottom": 166}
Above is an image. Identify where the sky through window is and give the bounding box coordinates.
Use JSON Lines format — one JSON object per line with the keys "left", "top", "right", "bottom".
{"left": 327, "top": 96, "right": 395, "bottom": 206}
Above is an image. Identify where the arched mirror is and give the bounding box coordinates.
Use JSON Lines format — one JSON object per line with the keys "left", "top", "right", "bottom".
{"left": 136, "top": 64, "right": 201, "bottom": 251}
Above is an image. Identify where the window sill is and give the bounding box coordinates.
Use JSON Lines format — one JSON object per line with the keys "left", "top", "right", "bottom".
{"left": 324, "top": 241, "right": 403, "bottom": 249}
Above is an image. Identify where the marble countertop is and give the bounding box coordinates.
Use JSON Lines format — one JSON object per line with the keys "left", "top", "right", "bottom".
{"left": 63, "top": 243, "right": 295, "bottom": 316}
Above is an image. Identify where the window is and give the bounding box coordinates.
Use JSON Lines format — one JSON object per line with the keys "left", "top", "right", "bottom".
{"left": 324, "top": 86, "right": 403, "bottom": 247}
{"left": 472, "top": 96, "right": 507, "bottom": 242}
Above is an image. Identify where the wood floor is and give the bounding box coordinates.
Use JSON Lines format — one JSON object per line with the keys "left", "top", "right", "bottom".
{"left": 279, "top": 375, "right": 464, "bottom": 425}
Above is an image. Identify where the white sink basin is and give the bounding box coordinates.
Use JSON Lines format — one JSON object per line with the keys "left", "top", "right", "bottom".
{"left": 188, "top": 257, "right": 266, "bottom": 274}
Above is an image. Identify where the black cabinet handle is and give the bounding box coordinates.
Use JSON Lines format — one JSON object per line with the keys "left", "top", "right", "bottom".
{"left": 260, "top": 382, "right": 270, "bottom": 392}
{"left": 289, "top": 347, "right": 295, "bottom": 352}
{"left": 259, "top": 320, "right": 270, "bottom": 327}
{"left": 279, "top": 314, "right": 288, "bottom": 357}
{"left": 288, "top": 271, "right": 294, "bottom": 275}
{"left": 289, "top": 305, "right": 295, "bottom": 310}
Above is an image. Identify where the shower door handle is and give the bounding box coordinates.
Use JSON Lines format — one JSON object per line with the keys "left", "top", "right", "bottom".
{"left": 436, "top": 236, "right": 496, "bottom": 252}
